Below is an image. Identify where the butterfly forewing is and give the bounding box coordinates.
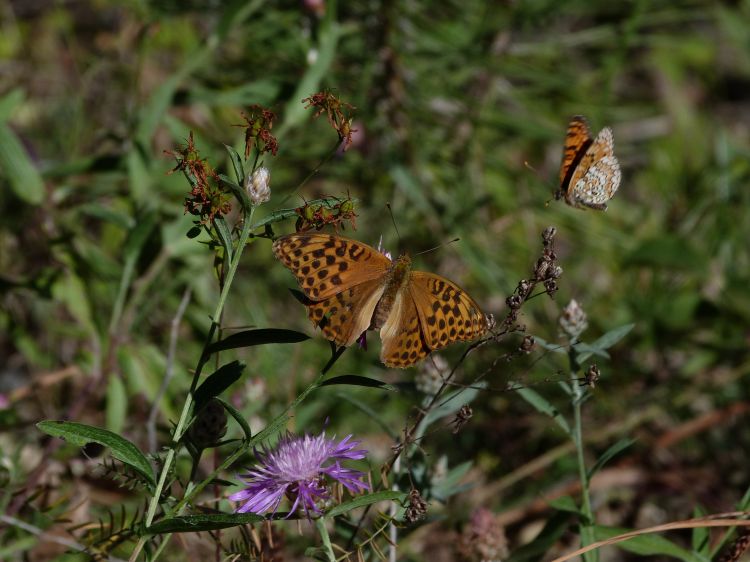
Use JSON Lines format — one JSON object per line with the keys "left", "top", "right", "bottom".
{"left": 558, "top": 116, "right": 593, "bottom": 190}
{"left": 306, "top": 279, "right": 385, "bottom": 347}
{"left": 379, "top": 289, "right": 430, "bottom": 368}
{"left": 409, "top": 272, "right": 488, "bottom": 351}
{"left": 272, "top": 233, "right": 391, "bottom": 300}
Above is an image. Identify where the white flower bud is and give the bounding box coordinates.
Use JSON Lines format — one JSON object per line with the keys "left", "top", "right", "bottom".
{"left": 559, "top": 299, "right": 588, "bottom": 340}
{"left": 246, "top": 167, "right": 271, "bottom": 205}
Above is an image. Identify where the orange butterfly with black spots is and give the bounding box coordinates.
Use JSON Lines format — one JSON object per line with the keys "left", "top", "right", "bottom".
{"left": 556, "top": 115, "right": 621, "bottom": 210}
{"left": 273, "top": 233, "right": 490, "bottom": 368}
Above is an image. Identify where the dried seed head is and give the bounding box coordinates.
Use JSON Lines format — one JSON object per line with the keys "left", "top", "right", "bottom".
{"left": 451, "top": 404, "right": 473, "bottom": 434}
{"left": 506, "top": 294, "right": 523, "bottom": 310}
{"left": 404, "top": 489, "right": 428, "bottom": 523}
{"left": 246, "top": 167, "right": 271, "bottom": 206}
{"left": 542, "top": 226, "right": 556, "bottom": 244}
{"left": 520, "top": 335, "right": 535, "bottom": 354}
{"left": 187, "top": 398, "right": 228, "bottom": 449}
{"left": 582, "top": 364, "right": 601, "bottom": 388}
{"left": 559, "top": 299, "right": 588, "bottom": 340}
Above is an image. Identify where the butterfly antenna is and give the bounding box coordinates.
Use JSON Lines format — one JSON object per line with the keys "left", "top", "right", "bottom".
{"left": 386, "top": 202, "right": 401, "bottom": 244}
{"left": 413, "top": 238, "right": 460, "bottom": 257}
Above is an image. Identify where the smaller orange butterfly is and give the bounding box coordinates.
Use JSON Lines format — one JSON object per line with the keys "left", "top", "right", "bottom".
{"left": 555, "top": 115, "right": 621, "bottom": 210}
{"left": 273, "top": 233, "right": 490, "bottom": 368}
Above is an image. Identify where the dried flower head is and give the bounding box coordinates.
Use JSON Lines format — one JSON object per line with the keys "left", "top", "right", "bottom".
{"left": 294, "top": 194, "right": 357, "bottom": 233}
{"left": 246, "top": 167, "right": 271, "bottom": 206}
{"left": 559, "top": 299, "right": 588, "bottom": 340}
{"left": 303, "top": 90, "right": 357, "bottom": 150}
{"left": 167, "top": 132, "right": 231, "bottom": 223}
{"left": 582, "top": 364, "right": 601, "bottom": 389}
{"left": 238, "top": 105, "right": 278, "bottom": 158}
{"left": 229, "top": 431, "right": 369, "bottom": 518}
{"left": 451, "top": 404, "right": 473, "bottom": 434}
{"left": 404, "top": 489, "right": 428, "bottom": 523}
{"left": 457, "top": 507, "right": 509, "bottom": 562}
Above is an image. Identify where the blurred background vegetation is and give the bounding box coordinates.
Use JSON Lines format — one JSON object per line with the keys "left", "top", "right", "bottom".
{"left": 1, "top": 0, "right": 750, "bottom": 560}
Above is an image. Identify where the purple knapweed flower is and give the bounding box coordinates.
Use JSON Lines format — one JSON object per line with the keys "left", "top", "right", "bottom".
{"left": 229, "top": 431, "right": 369, "bottom": 518}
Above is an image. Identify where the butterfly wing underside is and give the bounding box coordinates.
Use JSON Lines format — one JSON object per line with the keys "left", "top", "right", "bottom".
{"left": 306, "top": 279, "right": 386, "bottom": 347}
{"left": 558, "top": 115, "right": 593, "bottom": 195}
{"left": 379, "top": 288, "right": 431, "bottom": 368}
{"left": 272, "top": 233, "right": 391, "bottom": 301}
{"left": 408, "top": 272, "right": 488, "bottom": 351}
{"left": 566, "top": 127, "right": 621, "bottom": 210}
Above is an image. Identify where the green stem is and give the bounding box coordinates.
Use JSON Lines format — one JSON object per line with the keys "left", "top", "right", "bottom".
{"left": 130, "top": 207, "right": 255, "bottom": 562}
{"left": 570, "top": 351, "right": 597, "bottom": 562}
{"left": 315, "top": 517, "right": 336, "bottom": 562}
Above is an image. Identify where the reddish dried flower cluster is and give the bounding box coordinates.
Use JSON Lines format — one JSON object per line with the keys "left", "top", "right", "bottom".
{"left": 167, "top": 132, "right": 230, "bottom": 223}
{"left": 239, "top": 105, "right": 279, "bottom": 158}
{"left": 294, "top": 195, "right": 357, "bottom": 233}
{"left": 302, "top": 91, "right": 356, "bottom": 150}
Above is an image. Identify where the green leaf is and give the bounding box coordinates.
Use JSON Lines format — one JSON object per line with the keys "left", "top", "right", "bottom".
{"left": 194, "top": 361, "right": 246, "bottom": 412}
{"left": 320, "top": 375, "right": 398, "bottom": 392}
{"left": 215, "top": 397, "right": 252, "bottom": 440}
{"left": 431, "top": 461, "right": 473, "bottom": 501}
{"left": 515, "top": 387, "right": 570, "bottom": 435}
{"left": 213, "top": 216, "right": 234, "bottom": 263}
{"left": 0, "top": 88, "right": 24, "bottom": 121}
{"left": 105, "top": 376, "right": 127, "bottom": 435}
{"left": 186, "top": 226, "right": 202, "bottom": 239}
{"left": 548, "top": 495, "right": 581, "bottom": 514}
{"left": 590, "top": 323, "right": 635, "bottom": 351}
{"left": 0, "top": 122, "right": 45, "bottom": 205}
{"left": 144, "top": 513, "right": 265, "bottom": 534}
{"left": 593, "top": 526, "right": 705, "bottom": 562}
{"left": 531, "top": 335, "right": 567, "bottom": 354}
{"left": 587, "top": 438, "right": 636, "bottom": 479}
{"left": 325, "top": 491, "right": 406, "bottom": 518}
{"left": 224, "top": 144, "right": 246, "bottom": 186}
{"left": 572, "top": 342, "right": 610, "bottom": 363}
{"left": 218, "top": 174, "right": 252, "bottom": 212}
{"left": 506, "top": 511, "right": 572, "bottom": 562}
{"left": 206, "top": 329, "right": 310, "bottom": 355}
{"left": 691, "top": 505, "right": 710, "bottom": 557}
{"left": 37, "top": 421, "right": 154, "bottom": 487}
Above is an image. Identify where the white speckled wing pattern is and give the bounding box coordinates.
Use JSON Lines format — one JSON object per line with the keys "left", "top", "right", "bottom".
{"left": 558, "top": 118, "right": 621, "bottom": 211}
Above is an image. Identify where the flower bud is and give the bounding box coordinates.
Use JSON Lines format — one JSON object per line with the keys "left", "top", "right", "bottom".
{"left": 246, "top": 167, "right": 271, "bottom": 205}
{"left": 559, "top": 299, "right": 588, "bottom": 340}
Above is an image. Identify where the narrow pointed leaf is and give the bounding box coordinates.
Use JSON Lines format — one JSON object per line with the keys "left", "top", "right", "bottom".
{"left": 37, "top": 421, "right": 154, "bottom": 487}
{"left": 515, "top": 387, "right": 570, "bottom": 435}
{"left": 206, "top": 329, "right": 310, "bottom": 355}
{"left": 325, "top": 491, "right": 406, "bottom": 518}
{"left": 216, "top": 397, "right": 252, "bottom": 440}
{"left": 144, "top": 513, "right": 264, "bottom": 534}
{"left": 194, "top": 361, "right": 245, "bottom": 411}
{"left": 224, "top": 144, "right": 246, "bottom": 186}
{"left": 213, "top": 216, "right": 234, "bottom": 263}
{"left": 321, "top": 375, "right": 398, "bottom": 392}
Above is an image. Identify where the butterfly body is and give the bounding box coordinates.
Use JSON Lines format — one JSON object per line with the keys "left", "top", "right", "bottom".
{"left": 273, "top": 233, "right": 488, "bottom": 368}
{"left": 556, "top": 115, "right": 621, "bottom": 210}
{"left": 370, "top": 254, "right": 411, "bottom": 330}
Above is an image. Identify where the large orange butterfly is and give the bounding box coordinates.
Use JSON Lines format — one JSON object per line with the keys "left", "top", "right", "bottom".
{"left": 272, "top": 233, "right": 490, "bottom": 368}
{"left": 555, "top": 115, "right": 621, "bottom": 210}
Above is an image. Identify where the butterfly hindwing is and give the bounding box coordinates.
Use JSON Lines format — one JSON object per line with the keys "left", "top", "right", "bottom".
{"left": 408, "top": 272, "right": 488, "bottom": 351}
{"left": 566, "top": 127, "right": 620, "bottom": 210}
{"left": 272, "top": 233, "right": 391, "bottom": 300}
{"left": 305, "top": 279, "right": 385, "bottom": 347}
{"left": 379, "top": 289, "right": 430, "bottom": 368}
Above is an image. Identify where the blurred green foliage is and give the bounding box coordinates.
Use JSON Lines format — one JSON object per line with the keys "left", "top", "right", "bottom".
{"left": 1, "top": 0, "right": 750, "bottom": 559}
